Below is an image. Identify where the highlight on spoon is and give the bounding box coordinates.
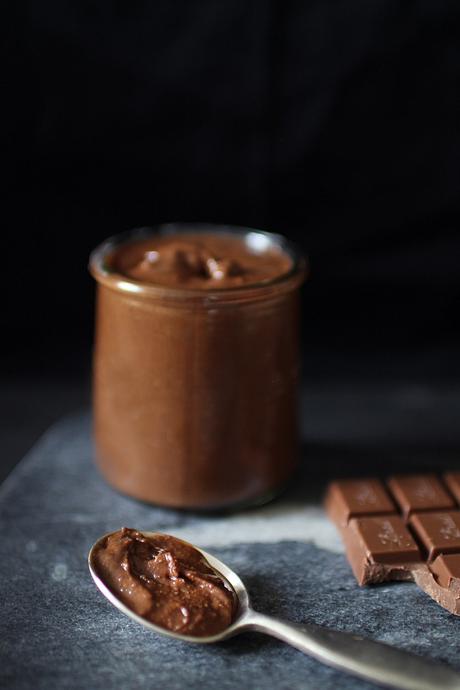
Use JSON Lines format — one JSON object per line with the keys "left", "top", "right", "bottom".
{"left": 88, "top": 528, "right": 247, "bottom": 642}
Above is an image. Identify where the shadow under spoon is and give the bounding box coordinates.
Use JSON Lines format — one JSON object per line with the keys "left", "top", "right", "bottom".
{"left": 88, "top": 531, "right": 460, "bottom": 690}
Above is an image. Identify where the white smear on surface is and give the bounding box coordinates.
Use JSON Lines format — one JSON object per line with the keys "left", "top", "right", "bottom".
{"left": 172, "top": 503, "right": 344, "bottom": 554}
{"left": 51, "top": 563, "right": 68, "bottom": 581}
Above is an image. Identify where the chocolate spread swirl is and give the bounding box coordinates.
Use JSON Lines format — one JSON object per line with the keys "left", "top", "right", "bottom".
{"left": 109, "top": 232, "right": 292, "bottom": 289}
{"left": 92, "top": 528, "right": 237, "bottom": 636}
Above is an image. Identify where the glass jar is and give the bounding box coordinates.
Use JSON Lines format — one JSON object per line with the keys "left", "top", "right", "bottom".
{"left": 89, "top": 224, "right": 306, "bottom": 510}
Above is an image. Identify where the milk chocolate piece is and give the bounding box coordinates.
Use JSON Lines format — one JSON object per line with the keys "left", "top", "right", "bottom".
{"left": 387, "top": 474, "right": 455, "bottom": 518}
{"left": 324, "top": 479, "right": 395, "bottom": 527}
{"left": 344, "top": 516, "right": 421, "bottom": 585}
{"left": 409, "top": 511, "right": 460, "bottom": 561}
{"left": 445, "top": 472, "right": 460, "bottom": 503}
{"left": 325, "top": 471, "right": 460, "bottom": 616}
{"left": 413, "top": 555, "right": 460, "bottom": 616}
{"left": 429, "top": 554, "right": 460, "bottom": 589}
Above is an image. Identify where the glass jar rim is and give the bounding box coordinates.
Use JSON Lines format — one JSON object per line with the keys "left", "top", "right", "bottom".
{"left": 89, "top": 223, "right": 307, "bottom": 303}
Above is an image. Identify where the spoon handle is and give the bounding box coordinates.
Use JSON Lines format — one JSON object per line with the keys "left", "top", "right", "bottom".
{"left": 244, "top": 612, "right": 460, "bottom": 690}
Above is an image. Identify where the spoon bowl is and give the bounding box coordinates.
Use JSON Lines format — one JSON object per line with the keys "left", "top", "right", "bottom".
{"left": 88, "top": 530, "right": 251, "bottom": 644}
{"left": 89, "top": 530, "right": 460, "bottom": 690}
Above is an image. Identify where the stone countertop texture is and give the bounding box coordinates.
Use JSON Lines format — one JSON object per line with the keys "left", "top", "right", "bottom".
{"left": 1, "top": 400, "right": 460, "bottom": 690}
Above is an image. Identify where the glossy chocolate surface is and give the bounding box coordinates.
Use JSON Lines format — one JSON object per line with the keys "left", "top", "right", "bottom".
{"left": 92, "top": 528, "right": 237, "bottom": 636}
{"left": 109, "top": 232, "right": 293, "bottom": 289}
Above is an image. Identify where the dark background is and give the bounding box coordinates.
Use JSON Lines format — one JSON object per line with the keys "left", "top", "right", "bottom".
{"left": 3, "top": 1, "right": 460, "bottom": 478}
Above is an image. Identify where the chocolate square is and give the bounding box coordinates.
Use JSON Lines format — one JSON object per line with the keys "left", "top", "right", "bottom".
{"left": 325, "top": 479, "right": 395, "bottom": 527}
{"left": 430, "top": 554, "right": 460, "bottom": 589}
{"left": 444, "top": 472, "right": 460, "bottom": 505}
{"left": 350, "top": 515, "right": 421, "bottom": 564}
{"left": 387, "top": 474, "right": 455, "bottom": 518}
{"left": 409, "top": 511, "right": 460, "bottom": 561}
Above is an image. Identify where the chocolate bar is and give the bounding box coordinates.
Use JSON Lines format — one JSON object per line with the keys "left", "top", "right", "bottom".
{"left": 325, "top": 473, "right": 460, "bottom": 615}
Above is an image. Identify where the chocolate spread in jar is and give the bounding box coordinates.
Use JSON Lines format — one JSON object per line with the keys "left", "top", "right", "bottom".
{"left": 92, "top": 528, "right": 237, "bottom": 636}
{"left": 109, "top": 232, "right": 293, "bottom": 289}
{"left": 90, "top": 226, "right": 306, "bottom": 509}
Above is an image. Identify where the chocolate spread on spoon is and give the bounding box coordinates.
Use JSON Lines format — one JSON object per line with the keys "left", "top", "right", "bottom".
{"left": 92, "top": 528, "right": 237, "bottom": 636}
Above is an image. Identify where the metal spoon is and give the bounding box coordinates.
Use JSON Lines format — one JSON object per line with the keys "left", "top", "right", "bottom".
{"left": 88, "top": 532, "right": 460, "bottom": 690}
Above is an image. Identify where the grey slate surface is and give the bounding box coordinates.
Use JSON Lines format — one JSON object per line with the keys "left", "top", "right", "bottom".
{"left": 1, "top": 411, "right": 460, "bottom": 690}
